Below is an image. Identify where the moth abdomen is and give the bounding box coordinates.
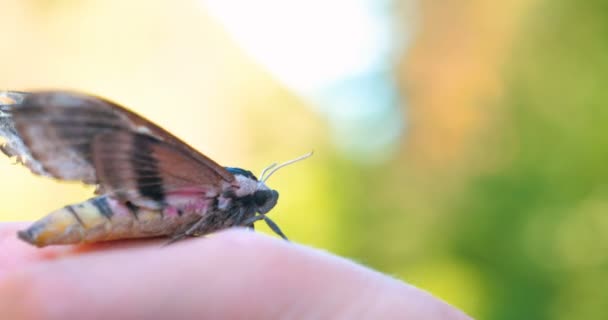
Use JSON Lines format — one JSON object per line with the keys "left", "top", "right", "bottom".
{"left": 18, "top": 195, "right": 205, "bottom": 247}
{"left": 18, "top": 198, "right": 116, "bottom": 247}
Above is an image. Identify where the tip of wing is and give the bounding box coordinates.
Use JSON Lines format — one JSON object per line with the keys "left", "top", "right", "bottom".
{"left": 0, "top": 91, "right": 28, "bottom": 106}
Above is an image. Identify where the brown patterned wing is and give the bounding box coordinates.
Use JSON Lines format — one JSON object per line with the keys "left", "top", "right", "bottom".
{"left": 0, "top": 91, "right": 234, "bottom": 207}
{"left": 92, "top": 131, "right": 230, "bottom": 208}
{"left": 0, "top": 91, "right": 52, "bottom": 177}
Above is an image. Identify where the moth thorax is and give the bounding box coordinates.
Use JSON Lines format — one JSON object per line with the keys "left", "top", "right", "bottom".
{"left": 233, "top": 174, "right": 259, "bottom": 197}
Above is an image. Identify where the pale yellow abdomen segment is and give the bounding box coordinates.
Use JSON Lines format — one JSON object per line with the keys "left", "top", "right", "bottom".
{"left": 18, "top": 196, "right": 200, "bottom": 247}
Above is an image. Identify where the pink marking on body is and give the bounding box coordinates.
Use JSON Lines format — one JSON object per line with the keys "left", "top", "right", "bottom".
{"left": 166, "top": 192, "right": 215, "bottom": 216}
{"left": 163, "top": 206, "right": 180, "bottom": 217}
{"left": 183, "top": 199, "right": 212, "bottom": 215}
{"left": 218, "top": 196, "right": 231, "bottom": 210}
{"left": 107, "top": 197, "right": 131, "bottom": 217}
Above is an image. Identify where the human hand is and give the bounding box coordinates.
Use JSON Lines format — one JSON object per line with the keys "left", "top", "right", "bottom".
{"left": 0, "top": 223, "right": 471, "bottom": 319}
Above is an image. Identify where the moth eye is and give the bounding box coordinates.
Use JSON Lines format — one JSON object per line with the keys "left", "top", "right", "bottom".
{"left": 254, "top": 190, "right": 271, "bottom": 206}
{"left": 254, "top": 190, "right": 279, "bottom": 214}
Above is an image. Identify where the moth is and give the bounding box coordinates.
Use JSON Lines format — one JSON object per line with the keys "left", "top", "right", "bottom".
{"left": 0, "top": 91, "right": 311, "bottom": 247}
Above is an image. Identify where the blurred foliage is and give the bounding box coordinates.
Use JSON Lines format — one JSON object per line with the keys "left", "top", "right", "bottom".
{"left": 1, "top": 0, "right": 607, "bottom": 319}
{"left": 400, "top": 0, "right": 606, "bottom": 318}
{"left": 450, "top": 1, "right": 608, "bottom": 318}
{"left": 316, "top": 0, "right": 608, "bottom": 319}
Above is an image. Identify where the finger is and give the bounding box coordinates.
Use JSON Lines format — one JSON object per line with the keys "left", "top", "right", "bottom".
{"left": 0, "top": 222, "right": 167, "bottom": 275}
{"left": 0, "top": 222, "right": 72, "bottom": 274}
{"left": 0, "top": 229, "right": 471, "bottom": 320}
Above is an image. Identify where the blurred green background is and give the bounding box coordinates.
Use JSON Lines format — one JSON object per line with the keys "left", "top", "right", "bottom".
{"left": 1, "top": 0, "right": 606, "bottom": 319}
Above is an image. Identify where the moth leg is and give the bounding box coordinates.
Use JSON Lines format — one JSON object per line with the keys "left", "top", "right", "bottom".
{"left": 232, "top": 207, "right": 247, "bottom": 228}
{"left": 242, "top": 214, "right": 264, "bottom": 227}
{"left": 262, "top": 215, "right": 289, "bottom": 241}
{"left": 165, "top": 216, "right": 207, "bottom": 245}
{"left": 242, "top": 214, "right": 289, "bottom": 241}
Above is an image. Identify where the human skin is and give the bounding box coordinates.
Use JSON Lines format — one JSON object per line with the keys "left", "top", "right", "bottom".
{"left": 0, "top": 223, "right": 471, "bottom": 319}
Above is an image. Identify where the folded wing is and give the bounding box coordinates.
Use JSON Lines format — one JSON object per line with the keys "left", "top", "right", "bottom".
{"left": 0, "top": 91, "right": 234, "bottom": 208}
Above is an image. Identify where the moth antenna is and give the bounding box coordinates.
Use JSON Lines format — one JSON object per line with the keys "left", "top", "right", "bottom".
{"left": 259, "top": 162, "right": 278, "bottom": 181}
{"left": 262, "top": 151, "right": 313, "bottom": 183}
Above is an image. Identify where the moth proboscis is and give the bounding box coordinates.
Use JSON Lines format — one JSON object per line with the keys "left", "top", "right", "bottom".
{"left": 0, "top": 90, "right": 312, "bottom": 247}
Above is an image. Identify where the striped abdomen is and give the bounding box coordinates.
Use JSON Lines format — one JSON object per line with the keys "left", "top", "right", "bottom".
{"left": 18, "top": 195, "right": 203, "bottom": 247}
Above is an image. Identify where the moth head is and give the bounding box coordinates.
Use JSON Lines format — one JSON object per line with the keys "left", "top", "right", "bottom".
{"left": 225, "top": 152, "right": 312, "bottom": 214}
{"left": 225, "top": 167, "right": 279, "bottom": 214}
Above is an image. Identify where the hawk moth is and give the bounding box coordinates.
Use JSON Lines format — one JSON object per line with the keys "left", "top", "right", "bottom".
{"left": 0, "top": 91, "right": 310, "bottom": 247}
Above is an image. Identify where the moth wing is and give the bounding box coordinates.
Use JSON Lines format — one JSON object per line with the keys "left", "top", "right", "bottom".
{"left": 0, "top": 91, "right": 52, "bottom": 177}
{"left": 0, "top": 91, "right": 234, "bottom": 205}
{"left": 92, "top": 131, "right": 229, "bottom": 208}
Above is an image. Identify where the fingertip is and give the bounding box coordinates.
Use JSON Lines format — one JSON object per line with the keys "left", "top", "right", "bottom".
{"left": 0, "top": 268, "right": 48, "bottom": 320}
{"left": 200, "top": 228, "right": 292, "bottom": 253}
{"left": 208, "top": 230, "right": 473, "bottom": 319}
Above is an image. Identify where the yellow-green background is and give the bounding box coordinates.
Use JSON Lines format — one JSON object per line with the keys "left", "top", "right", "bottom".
{"left": 1, "top": 1, "right": 606, "bottom": 319}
